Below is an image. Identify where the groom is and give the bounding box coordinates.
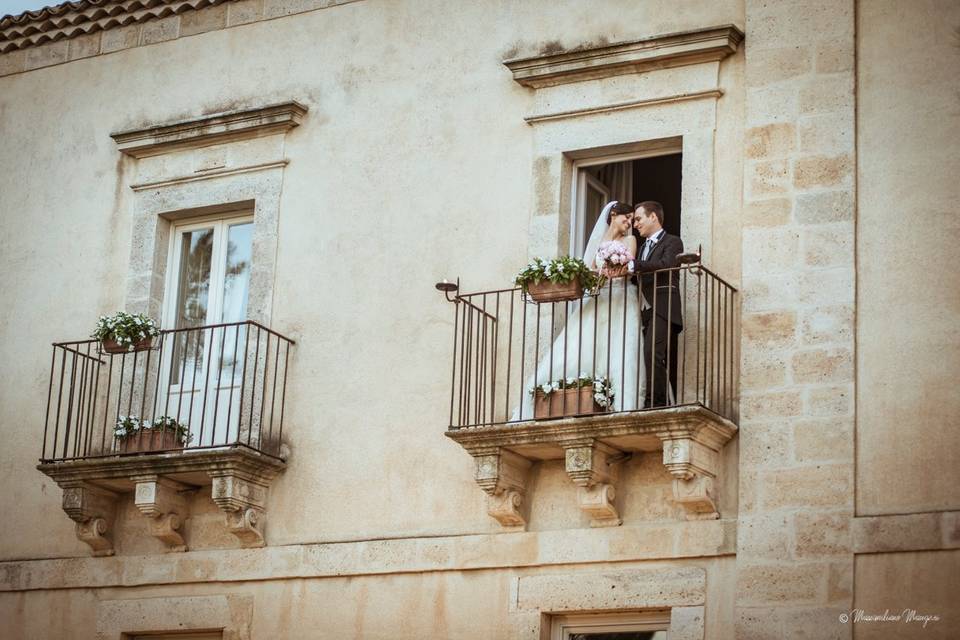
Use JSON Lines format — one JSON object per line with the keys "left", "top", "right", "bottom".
{"left": 633, "top": 201, "right": 684, "bottom": 408}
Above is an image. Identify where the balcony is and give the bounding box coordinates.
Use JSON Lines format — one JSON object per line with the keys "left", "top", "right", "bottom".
{"left": 440, "top": 264, "right": 738, "bottom": 529}
{"left": 36, "top": 321, "right": 294, "bottom": 555}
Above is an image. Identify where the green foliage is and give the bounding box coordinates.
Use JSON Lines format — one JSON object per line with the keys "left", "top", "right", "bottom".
{"left": 529, "top": 375, "right": 615, "bottom": 409}
{"left": 114, "top": 415, "right": 192, "bottom": 443}
{"left": 92, "top": 311, "right": 160, "bottom": 349}
{"left": 514, "top": 256, "right": 600, "bottom": 292}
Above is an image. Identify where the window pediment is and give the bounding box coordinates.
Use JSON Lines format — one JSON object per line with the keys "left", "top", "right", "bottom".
{"left": 111, "top": 101, "right": 308, "bottom": 159}
{"left": 504, "top": 25, "right": 744, "bottom": 89}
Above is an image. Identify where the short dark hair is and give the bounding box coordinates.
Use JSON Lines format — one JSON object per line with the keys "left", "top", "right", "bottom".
{"left": 635, "top": 201, "right": 664, "bottom": 226}
{"left": 606, "top": 201, "right": 634, "bottom": 224}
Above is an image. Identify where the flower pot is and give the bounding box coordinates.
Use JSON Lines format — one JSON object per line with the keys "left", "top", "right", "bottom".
{"left": 101, "top": 336, "right": 153, "bottom": 354}
{"left": 534, "top": 386, "right": 604, "bottom": 419}
{"left": 600, "top": 264, "right": 630, "bottom": 278}
{"left": 525, "top": 280, "right": 583, "bottom": 303}
{"left": 118, "top": 428, "right": 185, "bottom": 453}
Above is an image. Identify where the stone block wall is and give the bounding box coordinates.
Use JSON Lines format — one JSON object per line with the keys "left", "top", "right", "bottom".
{"left": 737, "top": 0, "right": 857, "bottom": 636}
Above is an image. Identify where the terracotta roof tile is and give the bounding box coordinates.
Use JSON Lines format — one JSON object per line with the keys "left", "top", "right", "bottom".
{"left": 1, "top": 0, "right": 227, "bottom": 53}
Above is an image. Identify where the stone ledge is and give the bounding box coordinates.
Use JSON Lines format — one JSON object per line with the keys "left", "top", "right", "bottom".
{"left": 447, "top": 406, "right": 738, "bottom": 527}
{"left": 504, "top": 25, "right": 744, "bottom": 89}
{"left": 516, "top": 566, "right": 706, "bottom": 611}
{"left": 37, "top": 446, "right": 286, "bottom": 555}
{"left": 111, "top": 101, "right": 308, "bottom": 158}
{"left": 0, "top": 519, "right": 735, "bottom": 592}
{"left": 852, "top": 511, "right": 960, "bottom": 554}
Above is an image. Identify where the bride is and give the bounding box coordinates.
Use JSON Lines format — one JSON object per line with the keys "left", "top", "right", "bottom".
{"left": 512, "top": 201, "right": 645, "bottom": 420}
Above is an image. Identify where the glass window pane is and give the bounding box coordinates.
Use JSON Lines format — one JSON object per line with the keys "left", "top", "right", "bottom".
{"left": 218, "top": 222, "right": 252, "bottom": 377}
{"left": 221, "top": 222, "right": 252, "bottom": 323}
{"left": 171, "top": 227, "right": 214, "bottom": 385}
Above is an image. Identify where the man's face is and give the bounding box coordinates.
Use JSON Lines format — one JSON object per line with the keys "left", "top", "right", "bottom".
{"left": 633, "top": 207, "right": 657, "bottom": 238}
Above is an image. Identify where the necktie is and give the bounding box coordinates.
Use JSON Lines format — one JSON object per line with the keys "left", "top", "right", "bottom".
{"left": 643, "top": 238, "right": 655, "bottom": 260}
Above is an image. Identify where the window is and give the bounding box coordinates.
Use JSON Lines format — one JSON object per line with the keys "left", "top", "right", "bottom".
{"left": 160, "top": 213, "right": 253, "bottom": 446}
{"left": 571, "top": 149, "right": 683, "bottom": 257}
{"left": 551, "top": 612, "right": 671, "bottom": 640}
{"left": 128, "top": 633, "right": 222, "bottom": 640}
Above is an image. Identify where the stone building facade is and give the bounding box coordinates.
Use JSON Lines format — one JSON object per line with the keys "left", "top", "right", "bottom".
{"left": 0, "top": 0, "right": 957, "bottom": 638}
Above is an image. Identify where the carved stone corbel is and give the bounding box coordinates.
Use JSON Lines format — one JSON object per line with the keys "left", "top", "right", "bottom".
{"left": 672, "top": 475, "right": 719, "bottom": 520}
{"left": 472, "top": 447, "right": 531, "bottom": 530}
{"left": 209, "top": 471, "right": 269, "bottom": 547}
{"left": 661, "top": 437, "right": 721, "bottom": 519}
{"left": 132, "top": 475, "right": 190, "bottom": 551}
{"left": 61, "top": 482, "right": 118, "bottom": 556}
{"left": 564, "top": 440, "right": 624, "bottom": 527}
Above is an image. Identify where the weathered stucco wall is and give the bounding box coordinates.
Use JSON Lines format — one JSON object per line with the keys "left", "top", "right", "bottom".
{"left": 855, "top": 0, "right": 960, "bottom": 516}
{"left": 1, "top": 0, "right": 957, "bottom": 637}
{"left": 0, "top": 0, "right": 747, "bottom": 637}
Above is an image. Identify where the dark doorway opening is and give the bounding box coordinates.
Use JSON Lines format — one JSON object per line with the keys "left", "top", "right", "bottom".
{"left": 576, "top": 152, "right": 682, "bottom": 254}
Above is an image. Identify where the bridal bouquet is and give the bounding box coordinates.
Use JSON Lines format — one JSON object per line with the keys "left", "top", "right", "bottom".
{"left": 595, "top": 241, "right": 635, "bottom": 277}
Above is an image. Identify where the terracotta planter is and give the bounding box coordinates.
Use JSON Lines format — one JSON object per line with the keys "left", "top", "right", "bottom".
{"left": 534, "top": 386, "right": 604, "bottom": 420}
{"left": 101, "top": 336, "right": 153, "bottom": 354}
{"left": 525, "top": 279, "right": 583, "bottom": 303}
{"left": 118, "top": 428, "right": 185, "bottom": 453}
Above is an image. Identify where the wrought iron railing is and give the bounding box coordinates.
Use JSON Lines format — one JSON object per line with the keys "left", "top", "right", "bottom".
{"left": 41, "top": 321, "right": 294, "bottom": 462}
{"left": 442, "top": 265, "right": 738, "bottom": 429}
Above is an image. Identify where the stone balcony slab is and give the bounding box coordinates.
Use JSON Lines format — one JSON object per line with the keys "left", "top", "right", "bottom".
{"left": 446, "top": 406, "right": 737, "bottom": 529}
{"left": 38, "top": 446, "right": 286, "bottom": 556}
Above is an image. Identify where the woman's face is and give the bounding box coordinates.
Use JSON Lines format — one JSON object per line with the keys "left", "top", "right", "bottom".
{"left": 612, "top": 212, "right": 633, "bottom": 234}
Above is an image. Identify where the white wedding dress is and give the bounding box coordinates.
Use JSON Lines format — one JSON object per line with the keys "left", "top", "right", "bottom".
{"left": 511, "top": 203, "right": 645, "bottom": 421}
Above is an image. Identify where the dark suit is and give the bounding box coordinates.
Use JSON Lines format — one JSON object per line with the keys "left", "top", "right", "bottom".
{"left": 634, "top": 230, "right": 684, "bottom": 407}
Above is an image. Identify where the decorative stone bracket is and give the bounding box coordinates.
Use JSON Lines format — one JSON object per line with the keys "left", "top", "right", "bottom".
{"left": 132, "top": 475, "right": 192, "bottom": 552}
{"left": 448, "top": 405, "right": 737, "bottom": 529}
{"left": 660, "top": 436, "right": 721, "bottom": 520}
{"left": 61, "top": 481, "right": 119, "bottom": 556}
{"left": 564, "top": 440, "right": 625, "bottom": 527}
{"left": 38, "top": 448, "right": 285, "bottom": 556}
{"left": 473, "top": 448, "right": 532, "bottom": 530}
{"left": 210, "top": 470, "right": 271, "bottom": 547}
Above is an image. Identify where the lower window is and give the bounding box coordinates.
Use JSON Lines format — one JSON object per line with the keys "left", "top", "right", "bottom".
{"left": 551, "top": 611, "right": 671, "bottom": 640}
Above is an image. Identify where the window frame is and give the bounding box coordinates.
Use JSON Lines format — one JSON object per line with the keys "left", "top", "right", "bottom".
{"left": 550, "top": 610, "right": 672, "bottom": 640}
{"left": 161, "top": 211, "right": 255, "bottom": 333}
{"left": 568, "top": 144, "right": 682, "bottom": 258}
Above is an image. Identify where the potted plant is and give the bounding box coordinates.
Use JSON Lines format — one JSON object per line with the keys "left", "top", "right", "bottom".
{"left": 530, "top": 375, "right": 615, "bottom": 419}
{"left": 514, "top": 257, "right": 600, "bottom": 303}
{"left": 93, "top": 311, "right": 160, "bottom": 354}
{"left": 114, "top": 415, "right": 191, "bottom": 453}
{"left": 595, "top": 240, "right": 635, "bottom": 279}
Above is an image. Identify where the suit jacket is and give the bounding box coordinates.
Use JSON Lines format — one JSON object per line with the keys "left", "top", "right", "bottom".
{"left": 634, "top": 230, "right": 684, "bottom": 328}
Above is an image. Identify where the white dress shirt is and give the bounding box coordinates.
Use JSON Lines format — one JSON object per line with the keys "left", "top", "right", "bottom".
{"left": 641, "top": 229, "right": 666, "bottom": 261}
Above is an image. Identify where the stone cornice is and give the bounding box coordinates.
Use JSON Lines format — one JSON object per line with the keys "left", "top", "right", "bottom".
{"left": 504, "top": 24, "right": 744, "bottom": 89}
{"left": 111, "top": 101, "right": 308, "bottom": 157}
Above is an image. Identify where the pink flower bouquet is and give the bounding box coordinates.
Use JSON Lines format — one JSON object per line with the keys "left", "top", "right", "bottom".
{"left": 596, "top": 240, "right": 635, "bottom": 277}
